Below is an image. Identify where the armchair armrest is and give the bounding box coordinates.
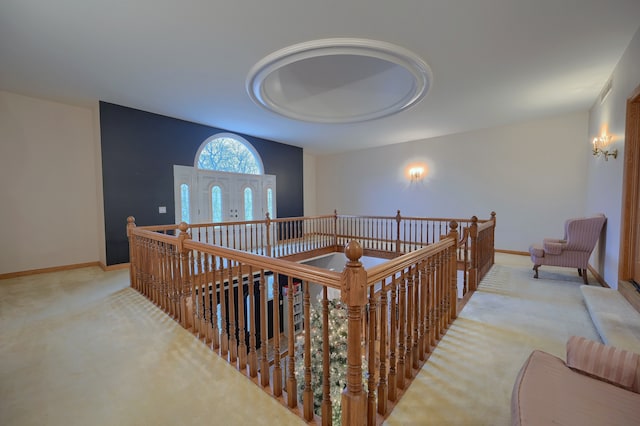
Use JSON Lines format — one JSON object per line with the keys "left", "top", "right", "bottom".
{"left": 543, "top": 238, "right": 566, "bottom": 255}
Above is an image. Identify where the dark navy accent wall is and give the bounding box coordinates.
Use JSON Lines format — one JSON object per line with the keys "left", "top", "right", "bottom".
{"left": 100, "top": 102, "right": 303, "bottom": 265}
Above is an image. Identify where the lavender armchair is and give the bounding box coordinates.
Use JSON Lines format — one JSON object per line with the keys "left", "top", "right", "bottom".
{"left": 529, "top": 214, "right": 606, "bottom": 284}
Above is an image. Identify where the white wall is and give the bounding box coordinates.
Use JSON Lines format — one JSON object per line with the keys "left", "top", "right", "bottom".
{"left": 587, "top": 26, "right": 640, "bottom": 289}
{"left": 316, "top": 112, "right": 589, "bottom": 252}
{"left": 0, "top": 91, "right": 100, "bottom": 274}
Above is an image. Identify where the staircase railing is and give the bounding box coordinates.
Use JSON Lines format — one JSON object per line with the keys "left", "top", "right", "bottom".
{"left": 127, "top": 212, "right": 496, "bottom": 425}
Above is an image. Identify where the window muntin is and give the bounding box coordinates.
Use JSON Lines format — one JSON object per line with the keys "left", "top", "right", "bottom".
{"left": 196, "top": 134, "right": 263, "bottom": 174}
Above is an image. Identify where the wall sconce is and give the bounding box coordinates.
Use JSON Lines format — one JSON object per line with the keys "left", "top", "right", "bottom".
{"left": 592, "top": 135, "right": 617, "bottom": 161}
{"left": 409, "top": 166, "right": 424, "bottom": 182}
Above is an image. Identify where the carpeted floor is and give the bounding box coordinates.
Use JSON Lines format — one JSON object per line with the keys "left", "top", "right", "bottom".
{"left": 0, "top": 254, "right": 600, "bottom": 425}
{"left": 384, "top": 253, "right": 601, "bottom": 425}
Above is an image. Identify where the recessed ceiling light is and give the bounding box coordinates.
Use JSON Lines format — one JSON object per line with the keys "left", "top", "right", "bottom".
{"left": 246, "top": 38, "right": 432, "bottom": 123}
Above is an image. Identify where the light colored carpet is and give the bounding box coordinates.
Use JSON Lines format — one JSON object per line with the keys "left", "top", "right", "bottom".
{"left": 0, "top": 254, "right": 600, "bottom": 425}
{"left": 384, "top": 253, "right": 600, "bottom": 425}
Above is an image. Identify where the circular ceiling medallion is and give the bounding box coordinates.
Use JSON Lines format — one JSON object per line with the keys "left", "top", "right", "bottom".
{"left": 246, "top": 38, "right": 432, "bottom": 123}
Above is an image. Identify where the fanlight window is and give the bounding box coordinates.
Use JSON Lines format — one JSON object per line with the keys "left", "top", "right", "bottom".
{"left": 196, "top": 135, "right": 263, "bottom": 174}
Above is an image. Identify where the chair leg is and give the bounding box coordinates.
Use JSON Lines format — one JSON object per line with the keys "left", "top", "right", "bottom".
{"left": 582, "top": 269, "right": 588, "bottom": 285}
{"left": 533, "top": 265, "right": 540, "bottom": 279}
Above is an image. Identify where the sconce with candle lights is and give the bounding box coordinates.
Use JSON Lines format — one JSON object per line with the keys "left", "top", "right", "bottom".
{"left": 409, "top": 166, "right": 424, "bottom": 182}
{"left": 592, "top": 135, "right": 617, "bottom": 161}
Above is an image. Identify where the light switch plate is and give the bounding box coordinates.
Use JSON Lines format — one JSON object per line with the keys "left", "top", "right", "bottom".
{"left": 158, "top": 206, "right": 167, "bottom": 214}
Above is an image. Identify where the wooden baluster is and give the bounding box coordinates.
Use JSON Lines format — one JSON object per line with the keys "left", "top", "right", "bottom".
{"left": 388, "top": 274, "right": 398, "bottom": 401}
{"left": 419, "top": 260, "right": 427, "bottom": 361}
{"left": 341, "top": 240, "right": 368, "bottom": 426}
{"left": 367, "top": 285, "right": 377, "bottom": 426}
{"left": 237, "top": 263, "right": 247, "bottom": 371}
{"left": 171, "top": 246, "right": 180, "bottom": 324}
{"left": 405, "top": 266, "right": 415, "bottom": 378}
{"left": 321, "top": 286, "right": 332, "bottom": 425}
{"left": 248, "top": 266, "right": 258, "bottom": 377}
{"left": 303, "top": 280, "right": 313, "bottom": 421}
{"left": 150, "top": 240, "right": 157, "bottom": 304}
{"left": 439, "top": 252, "right": 446, "bottom": 338}
{"left": 211, "top": 255, "right": 220, "bottom": 350}
{"left": 469, "top": 216, "right": 479, "bottom": 291}
{"left": 203, "top": 253, "right": 213, "bottom": 346}
{"left": 158, "top": 243, "right": 166, "bottom": 312}
{"left": 397, "top": 269, "right": 406, "bottom": 390}
{"left": 164, "top": 245, "right": 174, "bottom": 319}
{"left": 228, "top": 261, "right": 238, "bottom": 363}
{"left": 190, "top": 249, "right": 199, "bottom": 336}
{"left": 377, "top": 279, "right": 388, "bottom": 415}
{"left": 265, "top": 213, "right": 272, "bottom": 258}
{"left": 412, "top": 264, "right": 420, "bottom": 371}
{"left": 167, "top": 243, "right": 174, "bottom": 314}
{"left": 429, "top": 257, "right": 437, "bottom": 349}
{"left": 126, "top": 216, "right": 137, "bottom": 287}
{"left": 286, "top": 276, "right": 297, "bottom": 408}
{"left": 449, "top": 220, "right": 459, "bottom": 320}
{"left": 272, "top": 273, "right": 283, "bottom": 397}
{"left": 259, "top": 270, "right": 270, "bottom": 387}
{"left": 198, "top": 251, "right": 206, "bottom": 338}
{"left": 219, "top": 257, "right": 229, "bottom": 358}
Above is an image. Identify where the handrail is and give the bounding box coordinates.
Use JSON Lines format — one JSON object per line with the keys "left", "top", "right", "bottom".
{"left": 367, "top": 237, "right": 454, "bottom": 285}
{"left": 184, "top": 239, "right": 342, "bottom": 289}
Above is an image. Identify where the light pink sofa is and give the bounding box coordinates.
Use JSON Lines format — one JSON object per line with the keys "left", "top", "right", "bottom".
{"left": 512, "top": 336, "right": 640, "bottom": 426}
{"left": 529, "top": 214, "right": 606, "bottom": 284}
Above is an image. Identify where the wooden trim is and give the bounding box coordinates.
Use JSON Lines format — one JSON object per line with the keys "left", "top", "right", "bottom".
{"left": 495, "top": 249, "right": 529, "bottom": 256}
{"left": 618, "top": 84, "right": 640, "bottom": 280}
{"left": 618, "top": 280, "right": 640, "bottom": 313}
{"left": 0, "top": 261, "right": 101, "bottom": 280}
{"left": 587, "top": 264, "right": 609, "bottom": 288}
{"left": 99, "top": 262, "right": 131, "bottom": 272}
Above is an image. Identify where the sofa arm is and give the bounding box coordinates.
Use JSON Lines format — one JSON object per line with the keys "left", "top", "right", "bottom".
{"left": 566, "top": 335, "right": 640, "bottom": 393}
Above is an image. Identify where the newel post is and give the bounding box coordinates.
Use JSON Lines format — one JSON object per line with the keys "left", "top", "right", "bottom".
{"left": 448, "top": 221, "right": 459, "bottom": 320}
{"left": 469, "top": 216, "right": 479, "bottom": 291}
{"left": 490, "top": 211, "right": 497, "bottom": 265}
{"left": 178, "top": 222, "right": 193, "bottom": 329}
{"left": 333, "top": 209, "right": 339, "bottom": 251}
{"left": 126, "top": 216, "right": 136, "bottom": 288}
{"left": 341, "top": 240, "right": 368, "bottom": 426}
{"left": 265, "top": 212, "right": 272, "bottom": 257}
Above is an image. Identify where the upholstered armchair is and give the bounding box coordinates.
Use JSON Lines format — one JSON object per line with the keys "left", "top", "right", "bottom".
{"left": 529, "top": 214, "right": 606, "bottom": 284}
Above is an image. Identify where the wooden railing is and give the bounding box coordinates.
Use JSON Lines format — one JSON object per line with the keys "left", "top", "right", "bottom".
{"left": 127, "top": 212, "right": 495, "bottom": 425}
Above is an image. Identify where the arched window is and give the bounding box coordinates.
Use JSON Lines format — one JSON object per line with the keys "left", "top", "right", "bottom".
{"left": 180, "top": 183, "right": 190, "bottom": 223}
{"left": 267, "top": 188, "right": 273, "bottom": 218}
{"left": 244, "top": 187, "right": 253, "bottom": 221}
{"left": 196, "top": 133, "right": 263, "bottom": 174}
{"left": 211, "top": 186, "right": 222, "bottom": 222}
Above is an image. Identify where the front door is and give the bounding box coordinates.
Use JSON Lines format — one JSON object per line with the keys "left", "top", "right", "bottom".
{"left": 173, "top": 165, "right": 276, "bottom": 224}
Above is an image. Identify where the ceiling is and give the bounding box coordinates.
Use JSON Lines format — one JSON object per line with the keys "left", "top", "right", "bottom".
{"left": 1, "top": 0, "right": 639, "bottom": 155}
